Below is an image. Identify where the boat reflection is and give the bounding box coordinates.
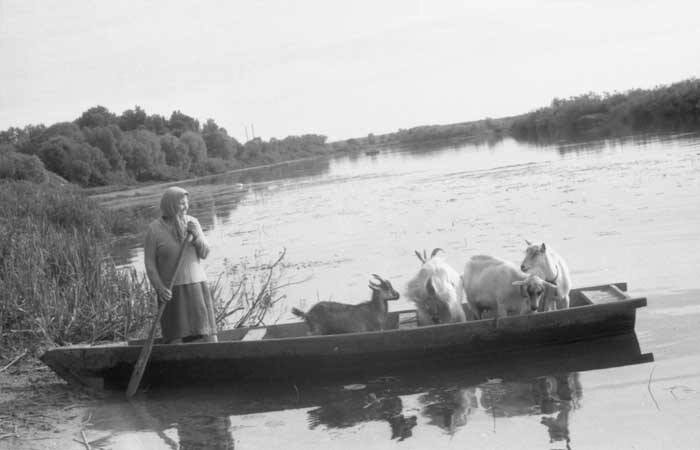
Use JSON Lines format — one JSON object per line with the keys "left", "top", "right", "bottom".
{"left": 90, "top": 333, "right": 652, "bottom": 448}
{"left": 177, "top": 415, "right": 233, "bottom": 450}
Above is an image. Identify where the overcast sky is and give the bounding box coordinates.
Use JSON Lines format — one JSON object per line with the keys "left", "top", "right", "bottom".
{"left": 1, "top": 0, "right": 699, "bottom": 142}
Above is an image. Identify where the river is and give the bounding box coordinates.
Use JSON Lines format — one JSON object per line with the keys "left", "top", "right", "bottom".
{"left": 51, "top": 133, "right": 700, "bottom": 448}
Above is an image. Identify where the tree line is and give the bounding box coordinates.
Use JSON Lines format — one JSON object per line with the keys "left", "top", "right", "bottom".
{"left": 509, "top": 78, "right": 700, "bottom": 141}
{"left": 3, "top": 78, "right": 700, "bottom": 187}
{"left": 0, "top": 106, "right": 329, "bottom": 187}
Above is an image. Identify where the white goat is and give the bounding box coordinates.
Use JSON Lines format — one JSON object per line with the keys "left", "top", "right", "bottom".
{"left": 462, "top": 255, "right": 556, "bottom": 319}
{"left": 291, "top": 274, "right": 400, "bottom": 335}
{"left": 519, "top": 241, "right": 572, "bottom": 311}
{"left": 405, "top": 248, "right": 469, "bottom": 325}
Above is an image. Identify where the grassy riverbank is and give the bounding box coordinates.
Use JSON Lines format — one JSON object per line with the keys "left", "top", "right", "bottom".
{"left": 0, "top": 180, "right": 153, "bottom": 357}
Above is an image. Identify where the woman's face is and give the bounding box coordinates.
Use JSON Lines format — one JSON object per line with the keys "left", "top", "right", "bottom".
{"left": 177, "top": 196, "right": 189, "bottom": 216}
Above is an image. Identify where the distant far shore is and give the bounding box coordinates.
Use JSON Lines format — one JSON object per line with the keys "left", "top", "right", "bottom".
{"left": 2, "top": 78, "right": 698, "bottom": 190}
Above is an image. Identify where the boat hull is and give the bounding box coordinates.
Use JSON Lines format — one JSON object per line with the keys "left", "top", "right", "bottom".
{"left": 40, "top": 283, "right": 647, "bottom": 389}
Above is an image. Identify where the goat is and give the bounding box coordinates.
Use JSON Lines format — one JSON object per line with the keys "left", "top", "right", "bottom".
{"left": 462, "top": 255, "right": 556, "bottom": 319}
{"left": 405, "top": 248, "right": 469, "bottom": 325}
{"left": 520, "top": 241, "right": 572, "bottom": 311}
{"left": 291, "top": 274, "right": 400, "bottom": 335}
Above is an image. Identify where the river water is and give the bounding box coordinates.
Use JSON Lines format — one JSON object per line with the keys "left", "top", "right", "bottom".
{"left": 67, "top": 133, "right": 700, "bottom": 448}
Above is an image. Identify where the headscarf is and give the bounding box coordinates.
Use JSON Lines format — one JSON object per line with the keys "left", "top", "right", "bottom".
{"left": 160, "top": 186, "right": 189, "bottom": 242}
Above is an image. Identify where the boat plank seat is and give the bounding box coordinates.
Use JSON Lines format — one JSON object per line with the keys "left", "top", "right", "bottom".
{"left": 570, "top": 282, "right": 628, "bottom": 307}
{"left": 579, "top": 283, "right": 630, "bottom": 305}
{"left": 241, "top": 328, "right": 267, "bottom": 341}
{"left": 218, "top": 322, "right": 310, "bottom": 341}
{"left": 397, "top": 311, "right": 418, "bottom": 329}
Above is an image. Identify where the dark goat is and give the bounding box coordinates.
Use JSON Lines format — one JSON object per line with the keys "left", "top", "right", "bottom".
{"left": 291, "top": 275, "right": 400, "bottom": 335}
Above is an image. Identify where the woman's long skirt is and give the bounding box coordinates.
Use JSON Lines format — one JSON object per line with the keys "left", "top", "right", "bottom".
{"left": 161, "top": 282, "right": 217, "bottom": 343}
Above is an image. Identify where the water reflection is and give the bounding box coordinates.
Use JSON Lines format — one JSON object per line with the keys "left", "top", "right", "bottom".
{"left": 519, "top": 130, "right": 700, "bottom": 156}
{"left": 396, "top": 134, "right": 505, "bottom": 154}
{"left": 479, "top": 373, "right": 580, "bottom": 449}
{"left": 89, "top": 334, "right": 651, "bottom": 448}
{"left": 306, "top": 392, "right": 417, "bottom": 442}
{"left": 418, "top": 386, "right": 478, "bottom": 434}
{"left": 411, "top": 372, "right": 580, "bottom": 446}
{"left": 178, "top": 415, "right": 234, "bottom": 450}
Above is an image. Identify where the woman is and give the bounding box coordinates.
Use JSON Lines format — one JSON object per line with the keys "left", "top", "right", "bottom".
{"left": 144, "top": 186, "right": 218, "bottom": 343}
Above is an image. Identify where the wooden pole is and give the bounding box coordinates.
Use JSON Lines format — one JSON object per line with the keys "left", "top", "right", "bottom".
{"left": 126, "top": 234, "right": 192, "bottom": 398}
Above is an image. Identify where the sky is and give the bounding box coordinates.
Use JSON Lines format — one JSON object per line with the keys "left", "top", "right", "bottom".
{"left": 1, "top": 0, "right": 699, "bottom": 142}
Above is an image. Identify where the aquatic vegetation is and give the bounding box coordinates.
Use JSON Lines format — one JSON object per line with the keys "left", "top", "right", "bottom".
{"left": 0, "top": 181, "right": 154, "bottom": 353}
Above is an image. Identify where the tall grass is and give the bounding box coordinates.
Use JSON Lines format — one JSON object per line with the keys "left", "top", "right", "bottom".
{"left": 0, "top": 181, "right": 153, "bottom": 354}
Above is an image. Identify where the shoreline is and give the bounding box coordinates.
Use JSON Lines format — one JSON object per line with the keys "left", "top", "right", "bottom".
{"left": 0, "top": 358, "right": 96, "bottom": 448}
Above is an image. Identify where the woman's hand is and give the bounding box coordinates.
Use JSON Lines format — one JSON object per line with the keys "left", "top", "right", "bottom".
{"left": 157, "top": 287, "right": 173, "bottom": 303}
{"left": 186, "top": 220, "right": 199, "bottom": 238}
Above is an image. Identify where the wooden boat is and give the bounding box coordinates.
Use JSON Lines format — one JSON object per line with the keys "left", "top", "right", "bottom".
{"left": 40, "top": 282, "right": 647, "bottom": 390}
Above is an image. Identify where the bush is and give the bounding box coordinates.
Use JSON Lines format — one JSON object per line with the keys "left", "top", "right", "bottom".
{"left": 0, "top": 151, "right": 48, "bottom": 183}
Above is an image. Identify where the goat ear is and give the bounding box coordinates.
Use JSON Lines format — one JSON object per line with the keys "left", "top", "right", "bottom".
{"left": 369, "top": 282, "right": 379, "bottom": 291}
{"left": 540, "top": 243, "right": 547, "bottom": 252}
{"left": 545, "top": 281, "right": 557, "bottom": 288}
{"left": 512, "top": 280, "right": 525, "bottom": 286}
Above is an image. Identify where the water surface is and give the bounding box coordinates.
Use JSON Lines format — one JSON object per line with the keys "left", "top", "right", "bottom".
{"left": 89, "top": 132, "right": 700, "bottom": 449}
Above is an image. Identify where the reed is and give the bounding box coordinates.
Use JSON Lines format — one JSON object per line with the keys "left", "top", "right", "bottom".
{"left": 0, "top": 181, "right": 153, "bottom": 354}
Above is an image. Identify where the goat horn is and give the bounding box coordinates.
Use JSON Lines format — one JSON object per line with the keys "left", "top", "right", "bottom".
{"left": 525, "top": 239, "right": 532, "bottom": 246}
{"left": 414, "top": 250, "right": 425, "bottom": 263}
{"left": 371, "top": 274, "right": 384, "bottom": 283}
{"left": 431, "top": 248, "right": 444, "bottom": 258}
